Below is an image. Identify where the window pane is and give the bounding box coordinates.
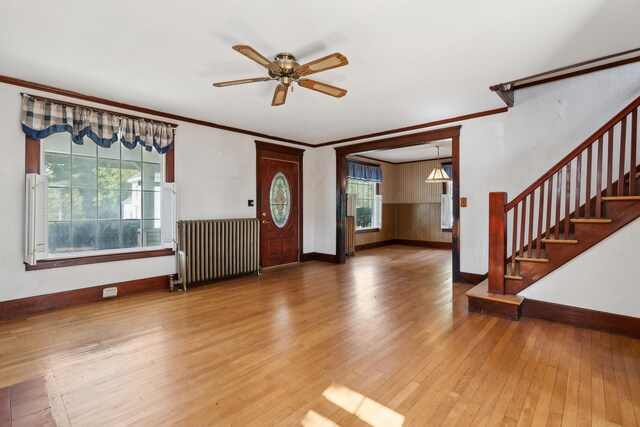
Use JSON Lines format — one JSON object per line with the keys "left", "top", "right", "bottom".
{"left": 98, "top": 142, "right": 120, "bottom": 159}
{"left": 98, "top": 158, "right": 121, "bottom": 190}
{"left": 122, "top": 220, "right": 141, "bottom": 248}
{"left": 122, "top": 145, "right": 142, "bottom": 162}
{"left": 143, "top": 147, "right": 161, "bottom": 164}
{"left": 44, "top": 153, "right": 71, "bottom": 187}
{"left": 72, "top": 189, "right": 97, "bottom": 220}
{"left": 72, "top": 137, "right": 97, "bottom": 156}
{"left": 48, "top": 188, "right": 71, "bottom": 221}
{"left": 72, "top": 220, "right": 97, "bottom": 251}
{"left": 122, "top": 190, "right": 142, "bottom": 219}
{"left": 43, "top": 133, "right": 71, "bottom": 154}
{"left": 121, "top": 161, "right": 142, "bottom": 190}
{"left": 98, "top": 220, "right": 121, "bottom": 250}
{"left": 98, "top": 189, "right": 120, "bottom": 219}
{"left": 72, "top": 156, "right": 97, "bottom": 189}
{"left": 142, "top": 163, "right": 161, "bottom": 191}
{"left": 142, "top": 219, "right": 161, "bottom": 247}
{"left": 143, "top": 191, "right": 161, "bottom": 219}
{"left": 48, "top": 222, "right": 71, "bottom": 254}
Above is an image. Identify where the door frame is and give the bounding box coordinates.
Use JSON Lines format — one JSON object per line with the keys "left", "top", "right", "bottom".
{"left": 255, "top": 141, "right": 305, "bottom": 266}
{"left": 334, "top": 125, "right": 462, "bottom": 282}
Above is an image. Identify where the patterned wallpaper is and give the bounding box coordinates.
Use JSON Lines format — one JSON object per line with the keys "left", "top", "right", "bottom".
{"left": 394, "top": 158, "right": 451, "bottom": 203}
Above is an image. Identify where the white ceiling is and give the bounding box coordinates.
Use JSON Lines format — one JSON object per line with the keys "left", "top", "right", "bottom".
{"left": 1, "top": 1, "right": 639, "bottom": 145}
{"left": 356, "top": 140, "right": 452, "bottom": 163}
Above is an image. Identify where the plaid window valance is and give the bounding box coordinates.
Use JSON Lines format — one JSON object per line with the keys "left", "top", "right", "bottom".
{"left": 21, "top": 95, "right": 175, "bottom": 153}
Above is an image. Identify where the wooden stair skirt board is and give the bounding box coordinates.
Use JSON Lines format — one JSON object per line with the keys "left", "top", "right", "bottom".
{"left": 466, "top": 280, "right": 524, "bottom": 320}
{"left": 506, "top": 199, "right": 640, "bottom": 294}
{"left": 521, "top": 299, "right": 640, "bottom": 339}
{"left": 0, "top": 275, "right": 169, "bottom": 320}
{"left": 467, "top": 281, "right": 640, "bottom": 338}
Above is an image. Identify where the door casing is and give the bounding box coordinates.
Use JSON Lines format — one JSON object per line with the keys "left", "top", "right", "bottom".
{"left": 255, "top": 141, "right": 305, "bottom": 267}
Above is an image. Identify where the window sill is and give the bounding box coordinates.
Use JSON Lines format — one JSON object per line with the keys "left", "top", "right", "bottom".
{"left": 442, "top": 228, "right": 453, "bottom": 233}
{"left": 355, "top": 228, "right": 381, "bottom": 234}
{"left": 25, "top": 248, "right": 175, "bottom": 271}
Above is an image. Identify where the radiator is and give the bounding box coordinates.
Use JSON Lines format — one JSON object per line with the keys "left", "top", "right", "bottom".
{"left": 176, "top": 218, "right": 260, "bottom": 288}
{"left": 346, "top": 215, "right": 356, "bottom": 255}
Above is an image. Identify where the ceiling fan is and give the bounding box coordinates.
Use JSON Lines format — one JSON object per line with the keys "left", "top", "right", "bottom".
{"left": 213, "top": 45, "right": 349, "bottom": 106}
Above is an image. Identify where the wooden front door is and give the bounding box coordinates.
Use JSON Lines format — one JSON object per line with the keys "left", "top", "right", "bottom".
{"left": 256, "top": 142, "right": 303, "bottom": 268}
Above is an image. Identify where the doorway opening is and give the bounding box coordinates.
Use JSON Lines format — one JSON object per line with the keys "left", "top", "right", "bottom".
{"left": 335, "top": 126, "right": 461, "bottom": 282}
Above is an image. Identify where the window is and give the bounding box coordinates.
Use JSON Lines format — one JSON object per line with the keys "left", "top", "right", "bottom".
{"left": 347, "top": 178, "right": 382, "bottom": 230}
{"left": 42, "top": 132, "right": 166, "bottom": 255}
{"left": 441, "top": 163, "right": 453, "bottom": 230}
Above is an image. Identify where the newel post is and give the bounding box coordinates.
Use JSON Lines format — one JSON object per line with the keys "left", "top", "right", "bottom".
{"left": 488, "top": 192, "right": 507, "bottom": 294}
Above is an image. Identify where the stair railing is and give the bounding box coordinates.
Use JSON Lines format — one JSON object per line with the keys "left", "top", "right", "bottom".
{"left": 488, "top": 95, "right": 640, "bottom": 294}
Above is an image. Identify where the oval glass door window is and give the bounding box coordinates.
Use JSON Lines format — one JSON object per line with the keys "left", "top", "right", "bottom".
{"left": 270, "top": 172, "right": 291, "bottom": 228}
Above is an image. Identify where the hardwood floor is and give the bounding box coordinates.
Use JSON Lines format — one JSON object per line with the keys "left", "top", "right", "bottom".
{"left": 0, "top": 245, "right": 638, "bottom": 426}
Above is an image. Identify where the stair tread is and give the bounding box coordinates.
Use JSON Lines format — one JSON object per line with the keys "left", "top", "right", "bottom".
{"left": 570, "top": 218, "right": 612, "bottom": 223}
{"left": 504, "top": 274, "right": 523, "bottom": 280}
{"left": 541, "top": 238, "right": 579, "bottom": 244}
{"left": 466, "top": 280, "right": 524, "bottom": 306}
{"left": 602, "top": 196, "right": 640, "bottom": 201}
{"left": 515, "top": 257, "right": 550, "bottom": 263}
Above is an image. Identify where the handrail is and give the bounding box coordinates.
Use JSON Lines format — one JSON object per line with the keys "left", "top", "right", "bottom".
{"left": 505, "top": 95, "right": 640, "bottom": 211}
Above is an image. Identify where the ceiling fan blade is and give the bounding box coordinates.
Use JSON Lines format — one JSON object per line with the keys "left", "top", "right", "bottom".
{"left": 271, "top": 85, "right": 288, "bottom": 106}
{"left": 296, "top": 52, "right": 348, "bottom": 76}
{"left": 232, "top": 45, "right": 281, "bottom": 73}
{"left": 212, "top": 77, "right": 272, "bottom": 87}
{"left": 298, "top": 79, "right": 347, "bottom": 98}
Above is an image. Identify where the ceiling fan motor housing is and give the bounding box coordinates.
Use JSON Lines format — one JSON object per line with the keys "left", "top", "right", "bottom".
{"left": 270, "top": 53, "right": 300, "bottom": 87}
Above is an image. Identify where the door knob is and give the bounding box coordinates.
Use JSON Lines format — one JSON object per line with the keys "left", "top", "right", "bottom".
{"left": 262, "top": 220, "right": 270, "bottom": 224}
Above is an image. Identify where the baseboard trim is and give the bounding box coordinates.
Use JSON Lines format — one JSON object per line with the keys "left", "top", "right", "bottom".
{"left": 0, "top": 275, "right": 169, "bottom": 320}
{"left": 301, "top": 252, "right": 338, "bottom": 263}
{"left": 354, "top": 240, "right": 395, "bottom": 251}
{"left": 521, "top": 299, "right": 640, "bottom": 339}
{"left": 459, "top": 271, "right": 488, "bottom": 285}
{"left": 393, "top": 239, "right": 453, "bottom": 249}
{"left": 355, "top": 239, "right": 452, "bottom": 252}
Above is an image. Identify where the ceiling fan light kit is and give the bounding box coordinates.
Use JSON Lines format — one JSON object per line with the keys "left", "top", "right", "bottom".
{"left": 213, "top": 45, "right": 349, "bottom": 106}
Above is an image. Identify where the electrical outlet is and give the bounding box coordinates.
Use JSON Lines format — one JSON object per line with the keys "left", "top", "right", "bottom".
{"left": 102, "top": 287, "right": 118, "bottom": 298}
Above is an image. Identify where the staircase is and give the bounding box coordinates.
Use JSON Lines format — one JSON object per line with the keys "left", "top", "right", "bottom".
{"left": 482, "top": 94, "right": 640, "bottom": 299}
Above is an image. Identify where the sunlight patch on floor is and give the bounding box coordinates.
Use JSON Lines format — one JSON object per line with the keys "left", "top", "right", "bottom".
{"left": 302, "top": 383, "right": 404, "bottom": 427}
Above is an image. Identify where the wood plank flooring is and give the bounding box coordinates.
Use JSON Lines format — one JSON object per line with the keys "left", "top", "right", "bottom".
{"left": 0, "top": 245, "right": 638, "bottom": 426}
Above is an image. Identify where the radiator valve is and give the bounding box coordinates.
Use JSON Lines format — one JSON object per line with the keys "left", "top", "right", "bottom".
{"left": 169, "top": 275, "right": 184, "bottom": 292}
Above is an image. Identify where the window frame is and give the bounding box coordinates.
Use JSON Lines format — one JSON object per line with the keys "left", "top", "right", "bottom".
{"left": 347, "top": 178, "right": 382, "bottom": 233}
{"left": 25, "top": 135, "right": 175, "bottom": 271}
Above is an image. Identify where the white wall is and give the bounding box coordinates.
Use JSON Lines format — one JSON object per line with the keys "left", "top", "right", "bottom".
{"left": 0, "top": 83, "right": 315, "bottom": 302}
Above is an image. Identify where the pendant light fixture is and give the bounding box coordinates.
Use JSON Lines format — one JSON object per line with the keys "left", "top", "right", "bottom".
{"left": 425, "top": 145, "right": 451, "bottom": 183}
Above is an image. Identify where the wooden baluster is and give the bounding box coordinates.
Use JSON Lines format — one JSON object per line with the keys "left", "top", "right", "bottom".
{"left": 488, "top": 192, "right": 507, "bottom": 294}
{"left": 575, "top": 153, "right": 582, "bottom": 219}
{"left": 546, "top": 179, "right": 552, "bottom": 239}
{"left": 607, "top": 130, "right": 614, "bottom": 196}
{"left": 618, "top": 117, "right": 627, "bottom": 196}
{"left": 630, "top": 109, "right": 637, "bottom": 196}
{"left": 565, "top": 163, "right": 571, "bottom": 240}
{"left": 585, "top": 145, "right": 592, "bottom": 218}
{"left": 596, "top": 136, "right": 603, "bottom": 218}
{"left": 555, "top": 169, "right": 562, "bottom": 239}
{"left": 527, "top": 193, "right": 534, "bottom": 258}
{"left": 511, "top": 205, "right": 518, "bottom": 275}
{"left": 519, "top": 198, "right": 526, "bottom": 257}
{"left": 536, "top": 184, "right": 544, "bottom": 258}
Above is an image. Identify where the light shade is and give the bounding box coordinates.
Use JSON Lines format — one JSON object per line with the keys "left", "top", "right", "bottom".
{"left": 425, "top": 166, "right": 451, "bottom": 183}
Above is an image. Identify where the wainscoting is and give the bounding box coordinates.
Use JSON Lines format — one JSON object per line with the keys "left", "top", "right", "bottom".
{"left": 355, "top": 203, "right": 452, "bottom": 249}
